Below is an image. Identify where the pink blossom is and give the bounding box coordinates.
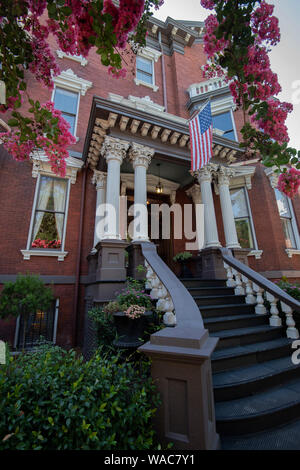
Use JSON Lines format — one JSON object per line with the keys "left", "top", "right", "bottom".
{"left": 277, "top": 168, "right": 300, "bottom": 199}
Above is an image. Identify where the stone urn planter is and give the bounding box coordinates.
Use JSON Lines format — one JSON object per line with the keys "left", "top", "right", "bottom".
{"left": 113, "top": 310, "right": 153, "bottom": 348}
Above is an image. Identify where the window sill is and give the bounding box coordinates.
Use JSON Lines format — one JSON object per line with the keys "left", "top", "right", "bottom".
{"left": 21, "top": 249, "right": 68, "bottom": 261}
{"left": 134, "top": 78, "right": 158, "bottom": 92}
{"left": 286, "top": 249, "right": 300, "bottom": 259}
{"left": 247, "top": 250, "right": 263, "bottom": 260}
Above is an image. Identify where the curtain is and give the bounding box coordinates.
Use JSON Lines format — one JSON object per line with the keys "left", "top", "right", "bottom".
{"left": 32, "top": 177, "right": 53, "bottom": 241}
{"left": 53, "top": 179, "right": 67, "bottom": 241}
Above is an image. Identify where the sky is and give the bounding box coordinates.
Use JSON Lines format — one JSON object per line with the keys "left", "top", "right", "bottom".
{"left": 152, "top": 0, "right": 300, "bottom": 150}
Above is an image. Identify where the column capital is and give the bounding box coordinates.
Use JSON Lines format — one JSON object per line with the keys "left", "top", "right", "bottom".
{"left": 217, "top": 166, "right": 236, "bottom": 186}
{"left": 129, "top": 142, "right": 155, "bottom": 169}
{"left": 195, "top": 163, "right": 218, "bottom": 183}
{"left": 91, "top": 170, "right": 106, "bottom": 190}
{"left": 101, "top": 136, "right": 130, "bottom": 164}
{"left": 186, "top": 184, "right": 201, "bottom": 205}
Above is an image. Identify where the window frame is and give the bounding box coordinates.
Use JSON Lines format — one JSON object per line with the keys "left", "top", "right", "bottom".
{"left": 13, "top": 298, "right": 60, "bottom": 350}
{"left": 136, "top": 56, "right": 154, "bottom": 86}
{"left": 212, "top": 109, "right": 238, "bottom": 142}
{"left": 230, "top": 186, "right": 261, "bottom": 256}
{"left": 22, "top": 173, "right": 71, "bottom": 261}
{"left": 52, "top": 85, "right": 80, "bottom": 140}
{"left": 274, "top": 187, "right": 300, "bottom": 254}
{"left": 134, "top": 47, "right": 161, "bottom": 92}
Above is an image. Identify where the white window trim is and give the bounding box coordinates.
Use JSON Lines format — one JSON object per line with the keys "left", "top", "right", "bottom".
{"left": 230, "top": 185, "right": 263, "bottom": 259}
{"left": 265, "top": 167, "right": 300, "bottom": 258}
{"left": 21, "top": 153, "right": 83, "bottom": 261}
{"left": 212, "top": 108, "right": 238, "bottom": 142}
{"left": 134, "top": 47, "right": 161, "bottom": 92}
{"left": 56, "top": 50, "right": 88, "bottom": 66}
{"left": 52, "top": 68, "right": 93, "bottom": 141}
{"left": 13, "top": 298, "right": 60, "bottom": 349}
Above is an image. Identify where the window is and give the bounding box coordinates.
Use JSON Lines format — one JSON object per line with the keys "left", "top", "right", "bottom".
{"left": 136, "top": 56, "right": 154, "bottom": 85}
{"left": 274, "top": 188, "right": 298, "bottom": 249}
{"left": 212, "top": 111, "right": 236, "bottom": 141}
{"left": 230, "top": 187, "right": 254, "bottom": 249}
{"left": 53, "top": 87, "right": 79, "bottom": 136}
{"left": 30, "top": 176, "right": 68, "bottom": 251}
{"left": 14, "top": 299, "right": 59, "bottom": 350}
{"left": 134, "top": 47, "right": 160, "bottom": 91}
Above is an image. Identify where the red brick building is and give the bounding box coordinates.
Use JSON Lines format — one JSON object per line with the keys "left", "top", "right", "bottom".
{"left": 0, "top": 14, "right": 299, "bottom": 351}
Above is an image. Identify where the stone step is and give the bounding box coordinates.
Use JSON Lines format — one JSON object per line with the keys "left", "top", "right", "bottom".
{"left": 204, "top": 313, "right": 269, "bottom": 333}
{"left": 213, "top": 355, "right": 299, "bottom": 401}
{"left": 180, "top": 278, "right": 227, "bottom": 288}
{"left": 215, "top": 377, "right": 300, "bottom": 435}
{"left": 199, "top": 303, "right": 256, "bottom": 318}
{"left": 221, "top": 418, "right": 300, "bottom": 450}
{"left": 210, "top": 325, "right": 284, "bottom": 350}
{"left": 212, "top": 338, "right": 293, "bottom": 373}
{"left": 193, "top": 294, "right": 246, "bottom": 306}
{"left": 187, "top": 286, "right": 235, "bottom": 296}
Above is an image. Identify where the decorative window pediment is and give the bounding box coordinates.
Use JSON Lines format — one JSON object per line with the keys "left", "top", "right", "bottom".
{"left": 56, "top": 50, "right": 88, "bottom": 66}
{"left": 53, "top": 68, "right": 92, "bottom": 96}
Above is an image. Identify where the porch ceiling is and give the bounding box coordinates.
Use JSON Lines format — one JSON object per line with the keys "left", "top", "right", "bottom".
{"left": 83, "top": 95, "right": 244, "bottom": 174}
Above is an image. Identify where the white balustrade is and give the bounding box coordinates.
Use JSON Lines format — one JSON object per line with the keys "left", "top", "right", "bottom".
{"left": 223, "top": 263, "right": 236, "bottom": 288}
{"left": 232, "top": 269, "right": 245, "bottom": 296}
{"left": 280, "top": 302, "right": 299, "bottom": 339}
{"left": 144, "top": 261, "right": 177, "bottom": 326}
{"left": 253, "top": 283, "right": 267, "bottom": 315}
{"left": 242, "top": 275, "right": 256, "bottom": 305}
{"left": 265, "top": 292, "right": 282, "bottom": 326}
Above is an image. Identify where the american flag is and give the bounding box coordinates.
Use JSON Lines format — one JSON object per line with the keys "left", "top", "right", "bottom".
{"left": 189, "top": 101, "right": 213, "bottom": 172}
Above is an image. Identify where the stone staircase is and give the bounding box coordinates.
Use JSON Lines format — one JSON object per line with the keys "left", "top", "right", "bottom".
{"left": 181, "top": 277, "right": 300, "bottom": 450}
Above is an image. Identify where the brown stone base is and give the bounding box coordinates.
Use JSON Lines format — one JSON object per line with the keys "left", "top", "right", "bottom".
{"left": 95, "top": 239, "right": 128, "bottom": 281}
{"left": 231, "top": 248, "right": 251, "bottom": 266}
{"left": 200, "top": 247, "right": 227, "bottom": 280}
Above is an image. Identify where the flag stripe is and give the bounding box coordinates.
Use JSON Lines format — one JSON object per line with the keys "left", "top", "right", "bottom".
{"left": 188, "top": 101, "right": 213, "bottom": 171}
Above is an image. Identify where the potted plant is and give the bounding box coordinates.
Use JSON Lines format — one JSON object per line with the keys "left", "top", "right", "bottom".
{"left": 173, "top": 251, "right": 193, "bottom": 278}
{"left": 110, "top": 282, "right": 153, "bottom": 348}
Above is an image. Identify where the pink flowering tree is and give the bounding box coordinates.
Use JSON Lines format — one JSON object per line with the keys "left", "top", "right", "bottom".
{"left": 0, "top": 0, "right": 163, "bottom": 175}
{"left": 200, "top": 0, "right": 300, "bottom": 197}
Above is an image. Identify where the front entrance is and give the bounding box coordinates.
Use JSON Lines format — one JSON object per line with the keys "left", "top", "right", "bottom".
{"left": 126, "top": 190, "right": 174, "bottom": 267}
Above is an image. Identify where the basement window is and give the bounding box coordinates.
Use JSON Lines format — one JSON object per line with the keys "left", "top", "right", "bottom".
{"left": 14, "top": 299, "right": 59, "bottom": 351}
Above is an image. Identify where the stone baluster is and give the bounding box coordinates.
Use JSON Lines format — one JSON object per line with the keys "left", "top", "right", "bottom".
{"left": 144, "top": 261, "right": 176, "bottom": 326}
{"left": 242, "top": 275, "right": 256, "bottom": 304}
{"left": 232, "top": 269, "right": 245, "bottom": 295}
{"left": 253, "top": 283, "right": 267, "bottom": 315}
{"left": 280, "top": 302, "right": 300, "bottom": 339}
{"left": 223, "top": 263, "right": 236, "bottom": 288}
{"left": 265, "top": 292, "right": 281, "bottom": 326}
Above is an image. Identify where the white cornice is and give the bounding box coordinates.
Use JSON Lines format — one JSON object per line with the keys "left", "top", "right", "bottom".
{"left": 56, "top": 50, "right": 88, "bottom": 66}
{"left": 53, "top": 68, "right": 92, "bottom": 96}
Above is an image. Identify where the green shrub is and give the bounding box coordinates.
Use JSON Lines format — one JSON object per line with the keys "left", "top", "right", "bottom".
{"left": 173, "top": 251, "right": 192, "bottom": 262}
{"left": 0, "top": 345, "right": 161, "bottom": 450}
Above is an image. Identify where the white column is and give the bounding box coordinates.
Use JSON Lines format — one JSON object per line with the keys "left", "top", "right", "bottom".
{"left": 196, "top": 165, "right": 220, "bottom": 248}
{"left": 218, "top": 167, "right": 241, "bottom": 249}
{"left": 129, "top": 143, "right": 154, "bottom": 242}
{"left": 120, "top": 181, "right": 127, "bottom": 240}
{"left": 91, "top": 170, "right": 106, "bottom": 248}
{"left": 101, "top": 136, "right": 130, "bottom": 239}
{"left": 186, "top": 184, "right": 203, "bottom": 251}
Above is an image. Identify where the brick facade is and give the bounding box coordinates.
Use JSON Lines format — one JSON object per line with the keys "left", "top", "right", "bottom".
{"left": 0, "top": 17, "right": 299, "bottom": 349}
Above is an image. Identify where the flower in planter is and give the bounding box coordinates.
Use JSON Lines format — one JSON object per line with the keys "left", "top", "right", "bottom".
{"left": 116, "top": 283, "right": 152, "bottom": 310}
{"left": 125, "top": 305, "right": 146, "bottom": 320}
